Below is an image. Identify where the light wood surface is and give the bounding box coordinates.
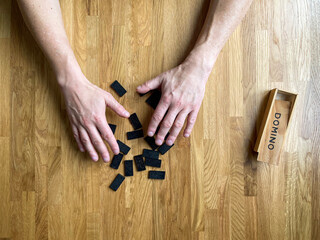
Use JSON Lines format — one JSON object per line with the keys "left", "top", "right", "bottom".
{"left": 0, "top": 0, "right": 319, "bottom": 239}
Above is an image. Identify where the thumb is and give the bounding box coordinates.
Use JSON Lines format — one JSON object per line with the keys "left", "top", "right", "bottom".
{"left": 136, "top": 75, "right": 162, "bottom": 93}
{"left": 105, "top": 92, "right": 130, "bottom": 118}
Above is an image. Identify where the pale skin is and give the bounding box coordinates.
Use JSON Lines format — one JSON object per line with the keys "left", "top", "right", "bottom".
{"left": 17, "top": 0, "right": 253, "bottom": 162}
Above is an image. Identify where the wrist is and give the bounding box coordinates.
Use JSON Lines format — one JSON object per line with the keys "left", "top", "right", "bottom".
{"left": 185, "top": 42, "right": 218, "bottom": 76}
{"left": 55, "top": 55, "right": 85, "bottom": 89}
{"left": 184, "top": 42, "right": 218, "bottom": 82}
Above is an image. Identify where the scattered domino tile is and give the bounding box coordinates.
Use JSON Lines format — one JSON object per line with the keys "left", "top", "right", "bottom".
{"left": 127, "top": 129, "right": 144, "bottom": 140}
{"left": 148, "top": 171, "right": 165, "bottom": 180}
{"left": 144, "top": 136, "right": 158, "bottom": 150}
{"left": 110, "top": 153, "right": 124, "bottom": 169}
{"left": 110, "top": 80, "right": 127, "bottom": 97}
{"left": 117, "top": 140, "right": 131, "bottom": 155}
{"left": 134, "top": 155, "right": 146, "bottom": 171}
{"left": 143, "top": 149, "right": 159, "bottom": 159}
{"left": 129, "top": 113, "right": 142, "bottom": 130}
{"left": 158, "top": 143, "right": 174, "bottom": 155}
{"left": 109, "top": 123, "right": 117, "bottom": 134}
{"left": 145, "top": 158, "right": 161, "bottom": 168}
{"left": 109, "top": 174, "right": 125, "bottom": 191}
{"left": 124, "top": 160, "right": 133, "bottom": 176}
{"left": 108, "top": 88, "right": 180, "bottom": 191}
{"left": 145, "top": 90, "right": 161, "bottom": 109}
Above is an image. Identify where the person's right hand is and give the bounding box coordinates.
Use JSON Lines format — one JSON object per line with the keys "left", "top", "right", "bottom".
{"left": 59, "top": 71, "right": 130, "bottom": 162}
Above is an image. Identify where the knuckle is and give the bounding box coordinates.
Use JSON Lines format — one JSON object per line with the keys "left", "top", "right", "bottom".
{"left": 93, "top": 115, "right": 102, "bottom": 124}
{"left": 189, "top": 117, "right": 196, "bottom": 124}
{"left": 81, "top": 137, "right": 90, "bottom": 145}
{"left": 82, "top": 118, "right": 91, "bottom": 129}
{"left": 162, "top": 120, "right": 172, "bottom": 128}
{"left": 144, "top": 81, "right": 150, "bottom": 88}
{"left": 174, "top": 99, "right": 183, "bottom": 108}
{"left": 188, "top": 103, "right": 197, "bottom": 109}
{"left": 105, "top": 92, "right": 112, "bottom": 98}
{"left": 73, "top": 132, "right": 79, "bottom": 139}
{"left": 91, "top": 138, "right": 101, "bottom": 146}
{"left": 189, "top": 104, "right": 196, "bottom": 109}
{"left": 174, "top": 120, "right": 184, "bottom": 128}
{"left": 103, "top": 131, "right": 112, "bottom": 140}
{"left": 162, "top": 95, "right": 171, "bottom": 105}
{"left": 152, "top": 113, "right": 162, "bottom": 122}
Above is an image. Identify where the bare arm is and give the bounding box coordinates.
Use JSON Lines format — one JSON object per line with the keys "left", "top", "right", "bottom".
{"left": 137, "top": 0, "right": 253, "bottom": 146}
{"left": 17, "top": 0, "right": 130, "bottom": 162}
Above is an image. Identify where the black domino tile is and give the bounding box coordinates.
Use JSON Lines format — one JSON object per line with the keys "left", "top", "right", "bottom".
{"left": 127, "top": 129, "right": 144, "bottom": 140}
{"left": 110, "top": 80, "right": 127, "bottom": 97}
{"left": 109, "top": 174, "right": 125, "bottom": 191}
{"left": 143, "top": 149, "right": 159, "bottom": 159}
{"left": 158, "top": 143, "right": 174, "bottom": 155}
{"left": 145, "top": 158, "right": 161, "bottom": 168}
{"left": 145, "top": 90, "right": 161, "bottom": 109}
{"left": 144, "top": 136, "right": 158, "bottom": 150}
{"left": 110, "top": 153, "right": 124, "bottom": 169}
{"left": 109, "top": 123, "right": 117, "bottom": 134}
{"left": 129, "top": 113, "right": 142, "bottom": 130}
{"left": 124, "top": 160, "right": 133, "bottom": 176}
{"left": 148, "top": 171, "right": 165, "bottom": 180}
{"left": 117, "top": 140, "right": 131, "bottom": 155}
{"left": 134, "top": 155, "right": 146, "bottom": 171}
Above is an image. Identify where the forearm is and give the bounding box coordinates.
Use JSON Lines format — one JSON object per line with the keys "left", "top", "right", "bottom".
{"left": 186, "top": 0, "right": 253, "bottom": 75}
{"left": 17, "top": 0, "right": 80, "bottom": 85}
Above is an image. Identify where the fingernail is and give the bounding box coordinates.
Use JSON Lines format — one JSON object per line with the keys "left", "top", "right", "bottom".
{"left": 137, "top": 85, "right": 141, "bottom": 89}
{"left": 167, "top": 139, "right": 173, "bottom": 146}
{"left": 148, "top": 131, "right": 154, "bottom": 137}
{"left": 92, "top": 155, "right": 99, "bottom": 161}
{"left": 103, "top": 156, "right": 109, "bottom": 162}
{"left": 80, "top": 147, "right": 85, "bottom": 152}
{"left": 184, "top": 133, "right": 190, "bottom": 137}
{"left": 124, "top": 111, "right": 130, "bottom": 117}
{"left": 156, "top": 139, "right": 162, "bottom": 145}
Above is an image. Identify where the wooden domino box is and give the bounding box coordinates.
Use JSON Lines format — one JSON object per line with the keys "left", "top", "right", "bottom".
{"left": 254, "top": 88, "right": 298, "bottom": 165}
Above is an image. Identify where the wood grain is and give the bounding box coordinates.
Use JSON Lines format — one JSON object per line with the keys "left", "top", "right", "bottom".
{"left": 0, "top": 0, "right": 319, "bottom": 239}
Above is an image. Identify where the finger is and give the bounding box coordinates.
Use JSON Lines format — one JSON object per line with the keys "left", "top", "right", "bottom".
{"left": 165, "top": 110, "right": 189, "bottom": 146}
{"left": 71, "top": 124, "right": 85, "bottom": 152}
{"left": 104, "top": 92, "right": 130, "bottom": 118}
{"left": 86, "top": 125, "right": 111, "bottom": 162}
{"left": 136, "top": 75, "right": 162, "bottom": 93}
{"left": 95, "top": 117, "right": 120, "bottom": 156}
{"left": 155, "top": 107, "right": 181, "bottom": 146}
{"left": 147, "top": 95, "right": 171, "bottom": 137}
{"left": 79, "top": 127, "right": 99, "bottom": 161}
{"left": 183, "top": 109, "right": 199, "bottom": 137}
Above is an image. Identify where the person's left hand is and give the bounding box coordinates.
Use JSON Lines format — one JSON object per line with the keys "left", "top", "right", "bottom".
{"left": 136, "top": 57, "right": 211, "bottom": 146}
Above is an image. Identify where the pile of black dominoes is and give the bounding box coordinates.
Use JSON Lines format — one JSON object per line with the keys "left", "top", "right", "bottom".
{"left": 109, "top": 80, "right": 174, "bottom": 191}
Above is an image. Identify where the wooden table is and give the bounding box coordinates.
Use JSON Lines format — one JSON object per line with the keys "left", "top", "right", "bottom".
{"left": 0, "top": 0, "right": 319, "bottom": 239}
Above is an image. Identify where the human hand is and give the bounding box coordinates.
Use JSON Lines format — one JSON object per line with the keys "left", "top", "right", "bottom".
{"left": 136, "top": 57, "right": 211, "bottom": 146}
{"left": 60, "top": 71, "right": 130, "bottom": 162}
